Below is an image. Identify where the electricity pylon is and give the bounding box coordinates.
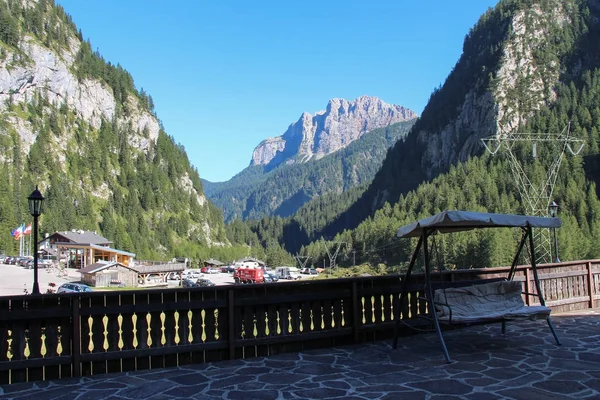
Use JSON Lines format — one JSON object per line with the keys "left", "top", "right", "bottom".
{"left": 323, "top": 241, "right": 346, "bottom": 270}
{"left": 481, "top": 122, "right": 584, "bottom": 264}
{"left": 295, "top": 254, "right": 311, "bottom": 270}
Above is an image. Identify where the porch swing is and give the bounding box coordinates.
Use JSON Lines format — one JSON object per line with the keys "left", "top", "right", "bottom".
{"left": 391, "top": 210, "right": 562, "bottom": 363}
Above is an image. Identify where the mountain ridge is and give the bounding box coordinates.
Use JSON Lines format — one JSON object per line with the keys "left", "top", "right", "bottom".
{"left": 249, "top": 95, "right": 417, "bottom": 170}
{"left": 204, "top": 118, "right": 415, "bottom": 221}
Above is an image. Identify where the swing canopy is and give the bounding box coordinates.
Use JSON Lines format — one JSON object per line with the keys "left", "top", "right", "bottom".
{"left": 397, "top": 210, "right": 561, "bottom": 238}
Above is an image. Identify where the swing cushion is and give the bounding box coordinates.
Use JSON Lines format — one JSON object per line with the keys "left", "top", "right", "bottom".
{"left": 434, "top": 280, "right": 551, "bottom": 323}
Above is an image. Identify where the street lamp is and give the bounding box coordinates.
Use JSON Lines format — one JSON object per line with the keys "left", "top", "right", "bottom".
{"left": 28, "top": 186, "right": 44, "bottom": 295}
{"left": 548, "top": 201, "right": 560, "bottom": 263}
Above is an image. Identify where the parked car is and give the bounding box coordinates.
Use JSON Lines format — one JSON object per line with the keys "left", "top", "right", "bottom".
{"left": 266, "top": 272, "right": 279, "bottom": 282}
{"left": 196, "top": 278, "right": 215, "bottom": 287}
{"left": 206, "top": 267, "right": 220, "bottom": 274}
{"left": 220, "top": 265, "right": 235, "bottom": 273}
{"left": 56, "top": 283, "right": 93, "bottom": 293}
{"left": 200, "top": 267, "right": 209, "bottom": 273}
{"left": 185, "top": 270, "right": 202, "bottom": 279}
{"left": 181, "top": 278, "right": 198, "bottom": 288}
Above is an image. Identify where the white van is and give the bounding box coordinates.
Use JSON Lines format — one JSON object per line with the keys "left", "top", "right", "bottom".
{"left": 275, "top": 266, "right": 302, "bottom": 280}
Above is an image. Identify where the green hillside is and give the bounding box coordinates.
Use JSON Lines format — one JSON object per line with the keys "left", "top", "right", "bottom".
{"left": 0, "top": 0, "right": 229, "bottom": 259}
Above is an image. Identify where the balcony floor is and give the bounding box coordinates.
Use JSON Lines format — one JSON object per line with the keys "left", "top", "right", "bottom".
{"left": 1, "top": 310, "right": 599, "bottom": 400}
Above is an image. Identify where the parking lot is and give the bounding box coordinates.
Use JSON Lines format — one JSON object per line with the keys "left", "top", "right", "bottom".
{"left": 0, "top": 263, "right": 316, "bottom": 296}
{"left": 0, "top": 263, "right": 80, "bottom": 296}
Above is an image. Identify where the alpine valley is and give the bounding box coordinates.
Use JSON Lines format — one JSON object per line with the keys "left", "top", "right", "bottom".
{"left": 202, "top": 96, "right": 417, "bottom": 222}
{"left": 2, "top": 0, "right": 600, "bottom": 271}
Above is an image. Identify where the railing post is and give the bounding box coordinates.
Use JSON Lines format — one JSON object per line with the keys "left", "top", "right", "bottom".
{"left": 71, "top": 296, "right": 81, "bottom": 377}
{"left": 352, "top": 281, "right": 359, "bottom": 343}
{"left": 525, "top": 267, "right": 531, "bottom": 306}
{"left": 228, "top": 288, "right": 235, "bottom": 359}
{"left": 587, "top": 261, "right": 594, "bottom": 309}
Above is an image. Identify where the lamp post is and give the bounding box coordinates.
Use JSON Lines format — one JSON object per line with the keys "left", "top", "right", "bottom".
{"left": 548, "top": 201, "right": 560, "bottom": 263}
{"left": 28, "top": 186, "right": 44, "bottom": 295}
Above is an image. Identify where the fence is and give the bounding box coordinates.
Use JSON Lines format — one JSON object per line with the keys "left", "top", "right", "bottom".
{"left": 1, "top": 260, "right": 599, "bottom": 384}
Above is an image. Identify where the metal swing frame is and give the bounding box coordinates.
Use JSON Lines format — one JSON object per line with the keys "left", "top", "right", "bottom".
{"left": 391, "top": 211, "right": 562, "bottom": 363}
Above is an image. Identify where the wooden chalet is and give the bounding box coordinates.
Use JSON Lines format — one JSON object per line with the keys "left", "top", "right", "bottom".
{"left": 79, "top": 261, "right": 138, "bottom": 287}
{"left": 203, "top": 258, "right": 223, "bottom": 268}
{"left": 41, "top": 230, "right": 135, "bottom": 268}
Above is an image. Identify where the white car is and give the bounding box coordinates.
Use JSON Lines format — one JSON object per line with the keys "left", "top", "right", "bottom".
{"left": 186, "top": 270, "right": 202, "bottom": 279}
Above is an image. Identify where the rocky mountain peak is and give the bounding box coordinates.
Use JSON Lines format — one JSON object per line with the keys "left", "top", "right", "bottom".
{"left": 250, "top": 95, "right": 417, "bottom": 168}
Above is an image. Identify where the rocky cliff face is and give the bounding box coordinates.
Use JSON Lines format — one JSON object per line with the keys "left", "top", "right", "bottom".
{"left": 0, "top": 0, "right": 224, "bottom": 253}
{"left": 417, "top": 2, "right": 572, "bottom": 181}
{"left": 0, "top": 37, "right": 159, "bottom": 158}
{"left": 251, "top": 96, "right": 417, "bottom": 169}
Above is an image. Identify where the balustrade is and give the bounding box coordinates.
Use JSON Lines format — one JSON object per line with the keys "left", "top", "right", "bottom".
{"left": 0, "top": 260, "right": 598, "bottom": 384}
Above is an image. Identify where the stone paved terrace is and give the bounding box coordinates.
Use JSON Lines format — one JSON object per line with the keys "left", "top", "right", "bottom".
{"left": 1, "top": 310, "right": 599, "bottom": 400}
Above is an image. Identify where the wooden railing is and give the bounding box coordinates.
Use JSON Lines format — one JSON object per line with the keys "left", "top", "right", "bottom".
{"left": 1, "top": 260, "right": 599, "bottom": 384}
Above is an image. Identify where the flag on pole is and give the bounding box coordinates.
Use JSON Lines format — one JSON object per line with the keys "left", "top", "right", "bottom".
{"left": 12, "top": 224, "right": 24, "bottom": 240}
{"left": 23, "top": 224, "right": 32, "bottom": 235}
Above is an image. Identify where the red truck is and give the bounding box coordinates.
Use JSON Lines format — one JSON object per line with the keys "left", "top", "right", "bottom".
{"left": 233, "top": 267, "right": 264, "bottom": 284}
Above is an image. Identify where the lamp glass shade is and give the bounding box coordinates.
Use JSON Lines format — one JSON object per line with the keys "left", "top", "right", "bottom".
{"left": 548, "top": 201, "right": 559, "bottom": 218}
{"left": 28, "top": 187, "right": 44, "bottom": 216}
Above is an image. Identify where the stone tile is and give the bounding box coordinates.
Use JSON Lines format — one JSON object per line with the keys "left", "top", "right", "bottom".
{"left": 292, "top": 364, "right": 348, "bottom": 376}
{"left": 579, "top": 352, "right": 600, "bottom": 363}
{"left": 481, "top": 366, "right": 523, "bottom": 380}
{"left": 73, "top": 389, "right": 119, "bottom": 400}
{"left": 312, "top": 373, "right": 350, "bottom": 383}
{"left": 163, "top": 383, "right": 208, "bottom": 397}
{"left": 407, "top": 379, "right": 473, "bottom": 395}
{"left": 209, "top": 374, "right": 255, "bottom": 390}
{"left": 464, "top": 392, "right": 503, "bottom": 400}
{"left": 354, "top": 384, "right": 410, "bottom": 393}
{"left": 236, "top": 381, "right": 266, "bottom": 391}
{"left": 0, "top": 382, "right": 36, "bottom": 395}
{"left": 290, "top": 388, "right": 347, "bottom": 399}
{"left": 116, "top": 380, "right": 175, "bottom": 399}
{"left": 322, "top": 380, "right": 351, "bottom": 390}
{"left": 464, "top": 377, "right": 499, "bottom": 387}
{"left": 227, "top": 390, "right": 280, "bottom": 400}
{"left": 258, "top": 372, "right": 308, "bottom": 385}
{"left": 86, "top": 381, "right": 129, "bottom": 390}
{"left": 233, "top": 366, "right": 273, "bottom": 375}
{"left": 9, "top": 388, "right": 78, "bottom": 400}
{"left": 498, "top": 387, "right": 572, "bottom": 400}
{"left": 533, "top": 380, "right": 589, "bottom": 395}
{"left": 167, "top": 373, "right": 210, "bottom": 386}
{"left": 380, "top": 392, "right": 426, "bottom": 400}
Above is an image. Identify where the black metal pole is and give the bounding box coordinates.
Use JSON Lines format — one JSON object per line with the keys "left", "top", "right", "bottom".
{"left": 31, "top": 215, "right": 39, "bottom": 295}
{"left": 552, "top": 227, "right": 560, "bottom": 263}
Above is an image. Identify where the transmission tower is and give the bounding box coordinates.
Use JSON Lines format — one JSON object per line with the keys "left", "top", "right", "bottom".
{"left": 323, "top": 241, "right": 346, "bottom": 270}
{"left": 481, "top": 122, "right": 584, "bottom": 264}
{"left": 295, "top": 254, "right": 311, "bottom": 270}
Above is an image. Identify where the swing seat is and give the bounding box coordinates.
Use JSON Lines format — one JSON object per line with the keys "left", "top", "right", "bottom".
{"left": 434, "top": 281, "right": 551, "bottom": 324}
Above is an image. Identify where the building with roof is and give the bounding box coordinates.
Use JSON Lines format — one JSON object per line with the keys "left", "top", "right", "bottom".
{"left": 41, "top": 230, "right": 135, "bottom": 268}
{"left": 203, "top": 258, "right": 223, "bottom": 268}
{"left": 79, "top": 261, "right": 187, "bottom": 287}
{"left": 79, "top": 261, "right": 139, "bottom": 287}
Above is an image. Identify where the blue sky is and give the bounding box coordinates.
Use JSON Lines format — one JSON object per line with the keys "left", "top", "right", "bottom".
{"left": 56, "top": 0, "right": 498, "bottom": 182}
